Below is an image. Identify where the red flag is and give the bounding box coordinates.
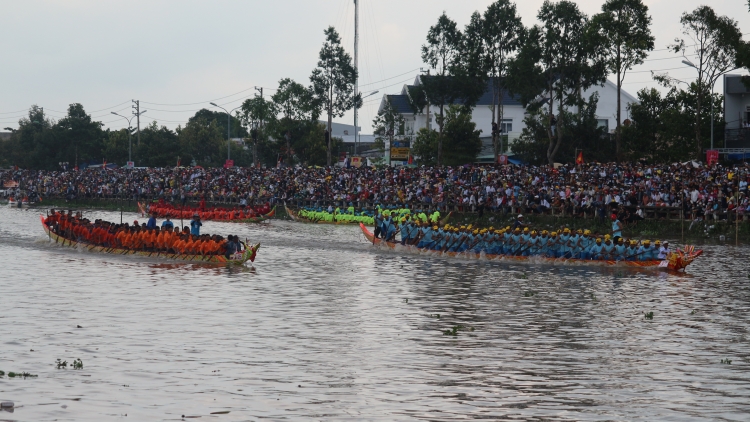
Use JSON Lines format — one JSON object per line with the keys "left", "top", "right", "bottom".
{"left": 576, "top": 151, "right": 584, "bottom": 165}
{"left": 408, "top": 154, "right": 413, "bottom": 165}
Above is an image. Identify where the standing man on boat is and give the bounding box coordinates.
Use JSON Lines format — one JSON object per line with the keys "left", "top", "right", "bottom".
{"left": 161, "top": 217, "right": 174, "bottom": 229}
{"left": 146, "top": 212, "right": 157, "bottom": 229}
{"left": 657, "top": 240, "right": 670, "bottom": 259}
{"left": 190, "top": 213, "right": 202, "bottom": 236}
{"left": 611, "top": 214, "right": 623, "bottom": 243}
{"left": 512, "top": 214, "right": 528, "bottom": 231}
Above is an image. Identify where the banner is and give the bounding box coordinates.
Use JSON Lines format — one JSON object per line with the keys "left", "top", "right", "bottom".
{"left": 497, "top": 155, "right": 508, "bottom": 165}
{"left": 706, "top": 150, "right": 719, "bottom": 166}
{"left": 576, "top": 151, "right": 584, "bottom": 165}
{"left": 351, "top": 156, "right": 363, "bottom": 168}
{"left": 390, "top": 147, "right": 410, "bottom": 160}
{"left": 224, "top": 159, "right": 234, "bottom": 169}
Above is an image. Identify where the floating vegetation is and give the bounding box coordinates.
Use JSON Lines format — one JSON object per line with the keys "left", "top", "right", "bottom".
{"left": 721, "top": 358, "right": 732, "bottom": 365}
{"left": 691, "top": 310, "right": 697, "bottom": 315}
{"left": 442, "top": 325, "right": 474, "bottom": 336}
{"left": 516, "top": 272, "right": 528, "bottom": 279}
{"left": 644, "top": 312, "right": 654, "bottom": 320}
{"left": 524, "top": 290, "right": 537, "bottom": 297}
{"left": 431, "top": 314, "right": 441, "bottom": 319}
{"left": 590, "top": 293, "right": 597, "bottom": 301}
{"left": 404, "top": 298, "right": 409, "bottom": 303}
{"left": 0, "top": 370, "right": 37, "bottom": 378}
{"left": 56, "top": 358, "right": 83, "bottom": 370}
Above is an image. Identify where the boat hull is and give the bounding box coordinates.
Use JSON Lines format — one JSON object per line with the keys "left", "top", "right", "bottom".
{"left": 358, "top": 223, "right": 699, "bottom": 271}
{"left": 41, "top": 216, "right": 259, "bottom": 264}
{"left": 139, "top": 203, "right": 275, "bottom": 223}
{"left": 285, "top": 204, "right": 451, "bottom": 226}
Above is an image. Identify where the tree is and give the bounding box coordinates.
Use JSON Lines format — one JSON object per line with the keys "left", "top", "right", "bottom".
{"left": 411, "top": 128, "right": 439, "bottom": 166}
{"left": 621, "top": 85, "right": 723, "bottom": 162}
{"left": 479, "top": 0, "right": 525, "bottom": 160}
{"left": 421, "top": 12, "right": 464, "bottom": 166}
{"left": 512, "top": 93, "right": 608, "bottom": 164}
{"left": 372, "top": 98, "right": 405, "bottom": 164}
{"left": 658, "top": 6, "right": 744, "bottom": 156}
{"left": 310, "top": 26, "right": 361, "bottom": 166}
{"left": 176, "top": 117, "right": 224, "bottom": 167}
{"left": 271, "top": 78, "right": 321, "bottom": 165}
{"left": 442, "top": 105, "right": 482, "bottom": 166}
{"left": 56, "top": 103, "right": 105, "bottom": 168}
{"left": 512, "top": 0, "right": 607, "bottom": 165}
{"left": 188, "top": 108, "right": 247, "bottom": 140}
{"left": 239, "top": 95, "right": 278, "bottom": 167}
{"left": 592, "top": 0, "right": 654, "bottom": 161}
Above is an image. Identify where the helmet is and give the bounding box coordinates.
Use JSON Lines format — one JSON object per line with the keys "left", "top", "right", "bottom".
{"left": 541, "top": 230, "right": 548, "bottom": 235}
{"left": 473, "top": 229, "right": 479, "bottom": 235}
{"left": 604, "top": 234, "right": 611, "bottom": 240}
{"left": 432, "top": 225, "right": 438, "bottom": 230}
{"left": 523, "top": 227, "right": 529, "bottom": 232}
{"left": 655, "top": 240, "right": 661, "bottom": 245}
{"left": 563, "top": 228, "right": 570, "bottom": 233}
{"left": 531, "top": 230, "right": 537, "bottom": 235}
{"left": 596, "top": 238, "right": 602, "bottom": 243}
{"left": 514, "top": 228, "right": 521, "bottom": 232}
{"left": 617, "top": 238, "right": 624, "bottom": 243}
{"left": 576, "top": 229, "right": 583, "bottom": 234}
{"left": 643, "top": 240, "right": 651, "bottom": 245}
{"left": 584, "top": 229, "right": 591, "bottom": 235}
{"left": 551, "top": 231, "right": 558, "bottom": 236}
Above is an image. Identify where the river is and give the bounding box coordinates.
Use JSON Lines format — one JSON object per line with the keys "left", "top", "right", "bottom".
{"left": 0, "top": 206, "right": 749, "bottom": 421}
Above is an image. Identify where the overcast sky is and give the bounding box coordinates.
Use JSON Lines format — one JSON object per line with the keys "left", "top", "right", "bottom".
{"left": 1, "top": 0, "right": 748, "bottom": 135}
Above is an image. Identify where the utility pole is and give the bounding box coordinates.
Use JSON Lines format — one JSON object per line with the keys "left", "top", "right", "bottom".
{"left": 255, "top": 87, "right": 264, "bottom": 168}
{"left": 132, "top": 100, "right": 141, "bottom": 146}
{"left": 353, "top": 0, "right": 359, "bottom": 156}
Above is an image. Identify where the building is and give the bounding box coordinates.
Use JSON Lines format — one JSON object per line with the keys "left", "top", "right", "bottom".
{"left": 723, "top": 74, "right": 750, "bottom": 150}
{"left": 378, "top": 75, "right": 638, "bottom": 164}
{"left": 320, "top": 121, "right": 376, "bottom": 156}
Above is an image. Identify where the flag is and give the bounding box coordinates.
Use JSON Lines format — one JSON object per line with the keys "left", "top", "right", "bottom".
{"left": 576, "top": 151, "right": 584, "bottom": 165}
{"left": 408, "top": 154, "right": 413, "bottom": 165}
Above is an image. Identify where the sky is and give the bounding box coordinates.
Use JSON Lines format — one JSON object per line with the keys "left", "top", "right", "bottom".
{"left": 1, "top": 0, "right": 749, "bottom": 135}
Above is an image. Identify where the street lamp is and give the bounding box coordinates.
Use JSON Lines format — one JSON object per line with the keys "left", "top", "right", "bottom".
{"left": 683, "top": 58, "right": 719, "bottom": 150}
{"left": 354, "top": 90, "right": 379, "bottom": 155}
{"left": 210, "top": 102, "right": 242, "bottom": 163}
{"left": 111, "top": 111, "right": 144, "bottom": 166}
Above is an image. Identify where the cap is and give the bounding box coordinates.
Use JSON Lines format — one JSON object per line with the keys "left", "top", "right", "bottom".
{"left": 518, "top": 214, "right": 524, "bottom": 218}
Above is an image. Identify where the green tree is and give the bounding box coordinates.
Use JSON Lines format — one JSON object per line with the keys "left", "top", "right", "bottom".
{"left": 420, "top": 12, "right": 465, "bottom": 166}
{"left": 411, "top": 128, "right": 439, "bottom": 166}
{"left": 372, "top": 98, "right": 405, "bottom": 163}
{"left": 478, "top": 0, "right": 525, "bottom": 159}
{"left": 310, "top": 26, "right": 361, "bottom": 166}
{"left": 239, "top": 95, "right": 278, "bottom": 167}
{"left": 512, "top": 0, "right": 607, "bottom": 165}
{"left": 176, "top": 117, "right": 224, "bottom": 167}
{"left": 56, "top": 103, "right": 106, "bottom": 168}
{"left": 658, "top": 6, "right": 744, "bottom": 156}
{"left": 134, "top": 122, "right": 180, "bottom": 167}
{"left": 592, "top": 0, "right": 654, "bottom": 161}
{"left": 188, "top": 108, "right": 247, "bottom": 140}
{"left": 271, "top": 78, "right": 321, "bottom": 165}
{"left": 513, "top": 93, "right": 608, "bottom": 164}
{"left": 442, "top": 105, "right": 482, "bottom": 166}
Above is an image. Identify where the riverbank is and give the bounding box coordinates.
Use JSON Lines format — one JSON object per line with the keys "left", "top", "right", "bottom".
{"left": 12, "top": 198, "right": 749, "bottom": 243}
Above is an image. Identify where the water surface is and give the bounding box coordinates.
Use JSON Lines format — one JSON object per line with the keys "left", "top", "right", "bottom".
{"left": 0, "top": 206, "right": 749, "bottom": 421}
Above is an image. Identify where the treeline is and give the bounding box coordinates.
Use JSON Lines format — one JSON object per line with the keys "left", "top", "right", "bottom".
{"left": 1, "top": 27, "right": 360, "bottom": 170}
{"left": 378, "top": 0, "right": 749, "bottom": 166}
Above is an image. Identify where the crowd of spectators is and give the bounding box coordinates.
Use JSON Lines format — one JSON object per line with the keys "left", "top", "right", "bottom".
{"left": 2, "top": 161, "right": 749, "bottom": 222}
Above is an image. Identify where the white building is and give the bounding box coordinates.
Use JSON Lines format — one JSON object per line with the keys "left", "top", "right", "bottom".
{"left": 378, "top": 75, "right": 638, "bottom": 163}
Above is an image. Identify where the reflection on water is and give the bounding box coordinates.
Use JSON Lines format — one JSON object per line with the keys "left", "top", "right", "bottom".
{"left": 0, "top": 206, "right": 749, "bottom": 421}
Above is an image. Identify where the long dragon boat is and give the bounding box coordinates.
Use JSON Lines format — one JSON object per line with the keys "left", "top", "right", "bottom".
{"left": 139, "top": 202, "right": 276, "bottom": 223}
{"left": 41, "top": 216, "right": 260, "bottom": 264}
{"left": 358, "top": 223, "right": 702, "bottom": 271}
{"left": 285, "top": 203, "right": 452, "bottom": 226}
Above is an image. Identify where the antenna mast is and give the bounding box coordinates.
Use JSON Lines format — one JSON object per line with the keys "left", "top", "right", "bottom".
{"left": 353, "top": 0, "right": 359, "bottom": 155}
